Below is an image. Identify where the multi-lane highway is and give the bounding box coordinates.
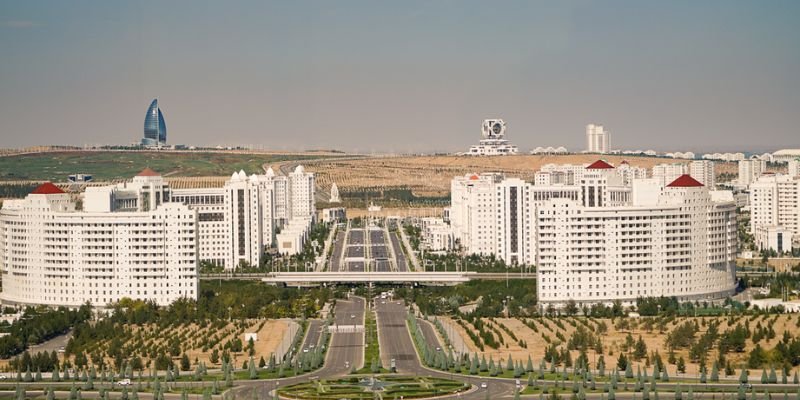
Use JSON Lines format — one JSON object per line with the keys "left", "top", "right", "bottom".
{"left": 374, "top": 299, "right": 519, "bottom": 399}
{"left": 229, "top": 296, "right": 366, "bottom": 398}
{"left": 389, "top": 231, "right": 409, "bottom": 271}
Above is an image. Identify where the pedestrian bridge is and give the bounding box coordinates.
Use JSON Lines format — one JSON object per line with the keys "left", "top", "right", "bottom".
{"left": 261, "top": 271, "right": 475, "bottom": 285}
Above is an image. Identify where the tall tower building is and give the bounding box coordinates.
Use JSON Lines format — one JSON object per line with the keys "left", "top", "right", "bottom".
{"left": 142, "top": 99, "right": 167, "bottom": 146}
{"left": 585, "top": 124, "right": 609, "bottom": 153}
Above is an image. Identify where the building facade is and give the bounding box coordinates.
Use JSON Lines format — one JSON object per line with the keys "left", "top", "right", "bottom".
{"left": 447, "top": 161, "right": 738, "bottom": 307}
{"left": 585, "top": 124, "right": 609, "bottom": 154}
{"left": 738, "top": 158, "right": 767, "bottom": 187}
{"left": 0, "top": 183, "right": 198, "bottom": 308}
{"left": 142, "top": 99, "right": 167, "bottom": 147}
{"left": 749, "top": 174, "right": 800, "bottom": 250}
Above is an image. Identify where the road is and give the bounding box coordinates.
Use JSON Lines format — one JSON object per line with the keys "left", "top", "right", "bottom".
{"left": 227, "top": 296, "right": 366, "bottom": 399}
{"left": 374, "top": 299, "right": 517, "bottom": 399}
{"left": 418, "top": 318, "right": 444, "bottom": 353}
{"left": 390, "top": 232, "right": 409, "bottom": 271}
{"left": 300, "top": 320, "right": 323, "bottom": 353}
{"left": 328, "top": 230, "right": 346, "bottom": 272}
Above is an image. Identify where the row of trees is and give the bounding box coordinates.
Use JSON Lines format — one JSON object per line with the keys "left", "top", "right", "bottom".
{"left": 0, "top": 305, "right": 92, "bottom": 359}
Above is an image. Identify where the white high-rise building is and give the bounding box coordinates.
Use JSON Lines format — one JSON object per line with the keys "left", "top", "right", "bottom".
{"left": 448, "top": 161, "right": 738, "bottom": 307}
{"left": 749, "top": 174, "right": 800, "bottom": 250}
{"left": 787, "top": 159, "right": 800, "bottom": 178}
{"left": 652, "top": 163, "right": 688, "bottom": 186}
{"left": 689, "top": 160, "right": 716, "bottom": 188}
{"left": 738, "top": 158, "right": 767, "bottom": 186}
{"left": 585, "top": 124, "right": 609, "bottom": 153}
{"left": 0, "top": 182, "right": 198, "bottom": 308}
{"left": 172, "top": 166, "right": 317, "bottom": 268}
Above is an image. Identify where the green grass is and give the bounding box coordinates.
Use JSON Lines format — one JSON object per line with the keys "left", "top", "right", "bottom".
{"left": 355, "top": 309, "right": 387, "bottom": 374}
{"left": 277, "top": 375, "right": 469, "bottom": 400}
{"left": 0, "top": 151, "right": 341, "bottom": 182}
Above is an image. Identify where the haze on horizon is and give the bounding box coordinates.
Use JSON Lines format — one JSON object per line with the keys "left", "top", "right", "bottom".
{"left": 1, "top": 1, "right": 798, "bottom": 154}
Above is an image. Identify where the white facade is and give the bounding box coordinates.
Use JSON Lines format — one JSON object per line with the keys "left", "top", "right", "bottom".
{"left": 0, "top": 183, "right": 198, "bottom": 308}
{"left": 754, "top": 225, "right": 792, "bottom": 254}
{"left": 585, "top": 124, "right": 609, "bottom": 154}
{"left": 172, "top": 166, "right": 317, "bottom": 267}
{"left": 652, "top": 163, "right": 688, "bottom": 186}
{"left": 419, "top": 218, "right": 454, "bottom": 252}
{"left": 689, "top": 160, "right": 716, "bottom": 188}
{"left": 738, "top": 158, "right": 767, "bottom": 186}
{"left": 787, "top": 159, "right": 800, "bottom": 178}
{"left": 448, "top": 162, "right": 738, "bottom": 306}
{"left": 749, "top": 174, "right": 800, "bottom": 247}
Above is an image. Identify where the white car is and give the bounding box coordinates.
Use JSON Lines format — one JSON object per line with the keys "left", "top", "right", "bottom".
{"left": 303, "top": 348, "right": 309, "bottom": 353}
{"left": 480, "top": 382, "right": 488, "bottom": 389}
{"left": 117, "top": 379, "right": 131, "bottom": 386}
{"left": 0, "top": 375, "right": 7, "bottom": 380}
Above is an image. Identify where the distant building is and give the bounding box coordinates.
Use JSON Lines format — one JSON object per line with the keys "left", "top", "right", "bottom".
{"left": 788, "top": 159, "right": 800, "bottom": 178}
{"left": 749, "top": 173, "right": 800, "bottom": 250}
{"left": 321, "top": 207, "right": 346, "bottom": 223}
{"left": 689, "top": 160, "right": 715, "bottom": 188}
{"left": 738, "top": 158, "right": 767, "bottom": 187}
{"left": 67, "top": 174, "right": 93, "bottom": 183}
{"left": 772, "top": 149, "right": 800, "bottom": 164}
{"left": 142, "top": 99, "right": 167, "bottom": 147}
{"left": 585, "top": 124, "right": 609, "bottom": 153}
{"left": 466, "top": 119, "right": 518, "bottom": 156}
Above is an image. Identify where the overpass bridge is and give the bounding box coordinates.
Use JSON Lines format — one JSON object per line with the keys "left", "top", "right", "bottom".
{"left": 260, "top": 271, "right": 475, "bottom": 285}
{"left": 200, "top": 271, "right": 538, "bottom": 282}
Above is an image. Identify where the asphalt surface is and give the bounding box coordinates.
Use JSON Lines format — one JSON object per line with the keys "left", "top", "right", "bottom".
{"left": 390, "top": 232, "right": 409, "bottom": 272}
{"left": 329, "top": 230, "right": 346, "bottom": 272}
{"left": 418, "top": 318, "right": 444, "bottom": 353}
{"left": 229, "top": 296, "right": 366, "bottom": 398}
{"left": 300, "top": 320, "right": 323, "bottom": 353}
{"left": 374, "top": 299, "right": 518, "bottom": 399}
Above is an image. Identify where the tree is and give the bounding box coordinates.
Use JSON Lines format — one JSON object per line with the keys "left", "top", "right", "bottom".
{"left": 617, "top": 353, "right": 628, "bottom": 372}
{"left": 677, "top": 357, "right": 686, "bottom": 374}
{"left": 710, "top": 361, "right": 719, "bottom": 382}
{"left": 178, "top": 353, "right": 190, "bottom": 372}
{"left": 210, "top": 349, "right": 220, "bottom": 364}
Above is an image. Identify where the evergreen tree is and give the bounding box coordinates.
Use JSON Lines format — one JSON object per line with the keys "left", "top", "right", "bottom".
{"left": 739, "top": 368, "right": 748, "bottom": 384}
{"left": 711, "top": 361, "right": 719, "bottom": 382}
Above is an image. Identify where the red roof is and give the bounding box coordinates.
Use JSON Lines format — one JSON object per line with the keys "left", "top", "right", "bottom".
{"left": 620, "top": 160, "right": 629, "bottom": 165}
{"left": 137, "top": 167, "right": 160, "bottom": 177}
{"left": 469, "top": 174, "right": 479, "bottom": 180}
{"left": 586, "top": 160, "right": 615, "bottom": 169}
{"left": 667, "top": 174, "right": 704, "bottom": 188}
{"left": 31, "top": 182, "right": 65, "bottom": 195}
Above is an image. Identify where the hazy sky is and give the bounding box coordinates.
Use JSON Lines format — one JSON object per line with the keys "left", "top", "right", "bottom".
{"left": 1, "top": 1, "right": 798, "bottom": 153}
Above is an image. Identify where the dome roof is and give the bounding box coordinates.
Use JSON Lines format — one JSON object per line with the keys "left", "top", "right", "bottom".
{"left": 294, "top": 165, "right": 305, "bottom": 173}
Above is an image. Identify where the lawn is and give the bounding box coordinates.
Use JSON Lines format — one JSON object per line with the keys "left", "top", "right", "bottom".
{"left": 0, "top": 151, "right": 339, "bottom": 182}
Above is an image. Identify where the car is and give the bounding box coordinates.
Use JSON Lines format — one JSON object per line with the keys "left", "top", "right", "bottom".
{"left": 350, "top": 314, "right": 355, "bottom": 319}
{"left": 480, "top": 382, "right": 488, "bottom": 389}
{"left": 739, "top": 383, "right": 753, "bottom": 389}
{"left": 435, "top": 346, "right": 441, "bottom": 351}
{"left": 0, "top": 375, "right": 7, "bottom": 380}
{"left": 303, "top": 348, "right": 309, "bottom": 353}
{"left": 117, "top": 379, "right": 131, "bottom": 386}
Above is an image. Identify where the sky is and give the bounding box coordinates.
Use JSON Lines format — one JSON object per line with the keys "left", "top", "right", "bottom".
{"left": 1, "top": 1, "right": 798, "bottom": 153}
